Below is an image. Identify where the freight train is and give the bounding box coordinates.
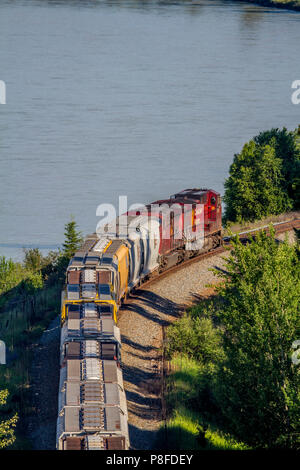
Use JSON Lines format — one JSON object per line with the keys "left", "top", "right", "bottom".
{"left": 56, "top": 188, "right": 222, "bottom": 450}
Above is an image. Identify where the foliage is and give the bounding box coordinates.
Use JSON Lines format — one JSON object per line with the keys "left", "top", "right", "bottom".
{"left": 62, "top": 218, "right": 82, "bottom": 259}
{"left": 157, "top": 355, "right": 248, "bottom": 450}
{"left": 23, "top": 248, "right": 63, "bottom": 279}
{"left": 163, "top": 312, "right": 238, "bottom": 450}
{"left": 214, "top": 229, "right": 300, "bottom": 448}
{"left": 224, "top": 127, "right": 300, "bottom": 223}
{"left": 223, "top": 139, "right": 291, "bottom": 223}
{"left": 0, "top": 222, "right": 75, "bottom": 302}
{"left": 22, "top": 270, "right": 44, "bottom": 293}
{"left": 165, "top": 229, "right": 300, "bottom": 449}
{"left": 23, "top": 248, "right": 44, "bottom": 272}
{"left": 254, "top": 127, "right": 300, "bottom": 208}
{"left": 0, "top": 389, "right": 18, "bottom": 449}
{"left": 0, "top": 257, "right": 26, "bottom": 297}
{"left": 0, "top": 218, "right": 77, "bottom": 448}
{"left": 165, "top": 313, "right": 223, "bottom": 365}
{"left": 266, "top": 0, "right": 300, "bottom": 10}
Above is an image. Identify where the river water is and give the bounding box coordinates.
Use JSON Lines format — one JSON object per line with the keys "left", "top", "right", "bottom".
{"left": 0, "top": 0, "right": 299, "bottom": 260}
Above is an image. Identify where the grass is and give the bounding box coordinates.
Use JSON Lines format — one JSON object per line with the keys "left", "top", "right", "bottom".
{"left": 0, "top": 280, "right": 62, "bottom": 448}
{"left": 157, "top": 354, "right": 249, "bottom": 450}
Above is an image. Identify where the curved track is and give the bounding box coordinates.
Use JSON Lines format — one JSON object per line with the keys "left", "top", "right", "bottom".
{"left": 118, "top": 217, "right": 299, "bottom": 448}
{"left": 129, "top": 217, "right": 300, "bottom": 292}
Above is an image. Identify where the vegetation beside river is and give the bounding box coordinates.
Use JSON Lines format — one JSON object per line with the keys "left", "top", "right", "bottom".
{"left": 162, "top": 229, "right": 300, "bottom": 449}
{"left": 249, "top": 0, "right": 300, "bottom": 11}
{"left": 223, "top": 126, "right": 300, "bottom": 225}
{"left": 0, "top": 220, "right": 82, "bottom": 448}
{"left": 1, "top": 123, "right": 300, "bottom": 449}
{"left": 162, "top": 125, "right": 300, "bottom": 450}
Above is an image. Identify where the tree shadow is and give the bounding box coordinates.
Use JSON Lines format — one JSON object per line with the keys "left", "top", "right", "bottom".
{"left": 128, "top": 423, "right": 160, "bottom": 451}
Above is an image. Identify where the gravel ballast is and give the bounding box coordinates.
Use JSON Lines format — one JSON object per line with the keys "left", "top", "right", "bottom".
{"left": 118, "top": 250, "right": 230, "bottom": 449}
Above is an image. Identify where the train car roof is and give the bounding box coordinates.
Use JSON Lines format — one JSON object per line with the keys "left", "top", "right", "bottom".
{"left": 64, "top": 339, "right": 119, "bottom": 361}
{"left": 171, "top": 188, "right": 220, "bottom": 199}
{"left": 66, "top": 358, "right": 122, "bottom": 383}
{"left": 63, "top": 404, "right": 127, "bottom": 434}
{"left": 63, "top": 435, "right": 127, "bottom": 450}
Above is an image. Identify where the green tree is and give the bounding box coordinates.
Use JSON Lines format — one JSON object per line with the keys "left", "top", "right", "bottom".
{"left": 254, "top": 127, "right": 300, "bottom": 208}
{"left": 62, "top": 218, "right": 82, "bottom": 259}
{"left": 0, "top": 390, "right": 18, "bottom": 449}
{"left": 214, "top": 229, "right": 300, "bottom": 448}
{"left": 23, "top": 270, "right": 44, "bottom": 293}
{"left": 0, "top": 257, "right": 25, "bottom": 296}
{"left": 23, "top": 248, "right": 43, "bottom": 272}
{"left": 223, "top": 139, "right": 291, "bottom": 223}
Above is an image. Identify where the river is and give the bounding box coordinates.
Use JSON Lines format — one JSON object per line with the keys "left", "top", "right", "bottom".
{"left": 0, "top": 0, "right": 299, "bottom": 260}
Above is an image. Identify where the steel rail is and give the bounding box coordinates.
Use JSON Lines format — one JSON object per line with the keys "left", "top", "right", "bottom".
{"left": 126, "top": 217, "right": 300, "bottom": 295}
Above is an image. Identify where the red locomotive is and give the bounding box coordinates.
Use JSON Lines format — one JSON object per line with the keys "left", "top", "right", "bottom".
{"left": 128, "top": 188, "right": 222, "bottom": 272}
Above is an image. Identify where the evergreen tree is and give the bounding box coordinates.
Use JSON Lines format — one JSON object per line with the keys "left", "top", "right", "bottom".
{"left": 23, "top": 248, "right": 43, "bottom": 272}
{"left": 62, "top": 218, "right": 82, "bottom": 259}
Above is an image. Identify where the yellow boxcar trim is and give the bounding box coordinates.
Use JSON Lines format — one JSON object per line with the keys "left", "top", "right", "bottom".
{"left": 114, "top": 245, "right": 129, "bottom": 299}
{"left": 61, "top": 298, "right": 118, "bottom": 324}
{"left": 102, "top": 240, "right": 112, "bottom": 253}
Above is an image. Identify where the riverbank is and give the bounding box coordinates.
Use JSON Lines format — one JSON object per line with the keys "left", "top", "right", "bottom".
{"left": 240, "top": 0, "right": 300, "bottom": 11}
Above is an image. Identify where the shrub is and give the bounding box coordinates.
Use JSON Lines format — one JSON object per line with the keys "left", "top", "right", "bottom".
{"left": 165, "top": 314, "right": 223, "bottom": 365}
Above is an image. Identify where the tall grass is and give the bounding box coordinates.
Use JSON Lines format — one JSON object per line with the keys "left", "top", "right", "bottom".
{"left": 0, "top": 272, "right": 62, "bottom": 448}
{"left": 158, "top": 354, "right": 249, "bottom": 450}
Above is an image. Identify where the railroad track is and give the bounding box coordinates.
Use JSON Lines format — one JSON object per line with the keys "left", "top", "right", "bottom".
{"left": 118, "top": 217, "right": 299, "bottom": 448}
{"left": 127, "top": 217, "right": 300, "bottom": 294}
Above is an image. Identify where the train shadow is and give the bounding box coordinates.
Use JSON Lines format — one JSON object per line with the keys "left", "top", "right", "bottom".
{"left": 122, "top": 361, "right": 163, "bottom": 449}
{"left": 128, "top": 424, "right": 159, "bottom": 451}
{"left": 120, "top": 290, "right": 185, "bottom": 449}
{"left": 125, "top": 289, "right": 184, "bottom": 326}
{"left": 121, "top": 335, "right": 159, "bottom": 353}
